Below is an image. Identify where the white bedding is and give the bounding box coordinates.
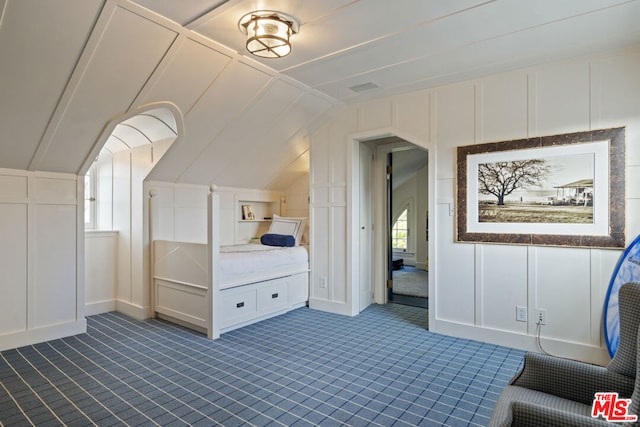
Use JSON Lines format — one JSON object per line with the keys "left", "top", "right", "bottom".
{"left": 218, "top": 244, "right": 308, "bottom": 289}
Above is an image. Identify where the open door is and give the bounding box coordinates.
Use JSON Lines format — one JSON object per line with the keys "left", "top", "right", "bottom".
{"left": 387, "top": 152, "right": 394, "bottom": 301}
{"left": 387, "top": 147, "right": 429, "bottom": 309}
{"left": 359, "top": 143, "right": 373, "bottom": 311}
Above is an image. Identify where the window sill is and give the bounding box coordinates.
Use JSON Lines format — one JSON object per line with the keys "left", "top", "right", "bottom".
{"left": 85, "top": 229, "right": 119, "bottom": 237}
{"left": 392, "top": 250, "right": 414, "bottom": 255}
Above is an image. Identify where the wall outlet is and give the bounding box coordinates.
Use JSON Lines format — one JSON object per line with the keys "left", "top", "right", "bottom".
{"left": 319, "top": 276, "right": 327, "bottom": 288}
{"left": 535, "top": 309, "right": 547, "bottom": 325}
{"left": 516, "top": 306, "right": 527, "bottom": 322}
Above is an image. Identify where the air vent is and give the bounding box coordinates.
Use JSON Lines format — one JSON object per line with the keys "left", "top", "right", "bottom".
{"left": 348, "top": 82, "right": 379, "bottom": 93}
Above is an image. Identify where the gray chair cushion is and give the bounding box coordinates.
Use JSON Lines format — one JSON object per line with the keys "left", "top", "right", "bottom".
{"left": 490, "top": 385, "right": 593, "bottom": 427}
{"left": 489, "top": 282, "right": 640, "bottom": 427}
{"left": 511, "top": 353, "right": 634, "bottom": 405}
{"left": 510, "top": 401, "right": 611, "bottom": 427}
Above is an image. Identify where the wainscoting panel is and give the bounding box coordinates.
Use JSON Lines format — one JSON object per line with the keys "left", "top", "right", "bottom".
{"left": 0, "top": 170, "right": 84, "bottom": 352}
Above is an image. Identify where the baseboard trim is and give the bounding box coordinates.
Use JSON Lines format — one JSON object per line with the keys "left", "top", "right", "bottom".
{"left": 115, "top": 300, "right": 152, "bottom": 320}
{"left": 0, "top": 319, "right": 87, "bottom": 352}
{"left": 85, "top": 300, "right": 117, "bottom": 316}
{"left": 433, "top": 318, "right": 610, "bottom": 366}
{"left": 308, "top": 298, "right": 357, "bottom": 316}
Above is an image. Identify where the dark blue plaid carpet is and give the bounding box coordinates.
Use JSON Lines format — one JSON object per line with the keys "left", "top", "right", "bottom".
{"left": 0, "top": 304, "right": 524, "bottom": 426}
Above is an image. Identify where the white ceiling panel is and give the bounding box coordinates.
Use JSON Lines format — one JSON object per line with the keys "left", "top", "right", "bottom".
{"left": 316, "top": 0, "right": 640, "bottom": 102}
{"left": 132, "top": 0, "right": 227, "bottom": 25}
{"left": 137, "top": 36, "right": 233, "bottom": 114}
{"left": 267, "top": 92, "right": 335, "bottom": 143}
{"left": 192, "top": 80, "right": 306, "bottom": 185}
{"left": 35, "top": 4, "right": 179, "bottom": 173}
{"left": 271, "top": 0, "right": 494, "bottom": 72}
{"left": 212, "top": 79, "right": 304, "bottom": 144}
{"left": 264, "top": 149, "right": 310, "bottom": 190}
{"left": 148, "top": 61, "right": 274, "bottom": 184}
{"left": 0, "top": 0, "right": 103, "bottom": 170}
{"left": 249, "top": 136, "right": 311, "bottom": 190}
{"left": 215, "top": 90, "right": 334, "bottom": 186}
{"left": 283, "top": 0, "right": 632, "bottom": 89}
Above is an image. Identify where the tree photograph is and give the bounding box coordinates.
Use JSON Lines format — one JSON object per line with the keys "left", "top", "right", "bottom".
{"left": 478, "top": 159, "right": 550, "bottom": 206}
{"left": 477, "top": 153, "right": 595, "bottom": 224}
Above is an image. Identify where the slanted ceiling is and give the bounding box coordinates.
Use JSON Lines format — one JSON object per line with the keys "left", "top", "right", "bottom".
{"left": 0, "top": 0, "right": 336, "bottom": 189}
{"left": 1, "top": 0, "right": 640, "bottom": 190}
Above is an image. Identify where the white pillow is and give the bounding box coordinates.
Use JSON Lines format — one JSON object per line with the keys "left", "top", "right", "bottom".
{"left": 269, "top": 214, "right": 306, "bottom": 246}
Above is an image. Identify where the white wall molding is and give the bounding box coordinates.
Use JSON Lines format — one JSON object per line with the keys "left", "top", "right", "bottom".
{"left": 0, "top": 169, "right": 84, "bottom": 351}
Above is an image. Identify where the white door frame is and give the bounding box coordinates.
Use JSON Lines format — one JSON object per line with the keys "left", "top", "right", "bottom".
{"left": 347, "top": 128, "right": 435, "bottom": 326}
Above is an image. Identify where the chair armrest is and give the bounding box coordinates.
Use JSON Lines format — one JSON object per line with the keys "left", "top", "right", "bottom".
{"left": 511, "top": 352, "right": 634, "bottom": 405}
{"left": 511, "top": 401, "right": 608, "bottom": 427}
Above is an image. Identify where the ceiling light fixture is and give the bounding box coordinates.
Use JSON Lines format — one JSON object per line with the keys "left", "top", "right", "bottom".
{"left": 238, "top": 10, "right": 299, "bottom": 59}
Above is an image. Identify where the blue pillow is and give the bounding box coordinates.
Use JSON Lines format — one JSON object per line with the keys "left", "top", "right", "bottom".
{"left": 260, "top": 233, "right": 295, "bottom": 247}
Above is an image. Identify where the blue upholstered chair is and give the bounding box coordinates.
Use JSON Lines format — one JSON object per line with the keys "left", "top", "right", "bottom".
{"left": 489, "top": 282, "right": 640, "bottom": 426}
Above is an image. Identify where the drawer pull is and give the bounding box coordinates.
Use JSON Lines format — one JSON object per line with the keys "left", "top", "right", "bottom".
{"left": 236, "top": 302, "right": 245, "bottom": 308}
{"left": 271, "top": 293, "right": 279, "bottom": 299}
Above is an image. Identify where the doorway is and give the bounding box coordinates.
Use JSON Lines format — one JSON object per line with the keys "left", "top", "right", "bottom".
{"left": 387, "top": 148, "right": 429, "bottom": 309}
{"left": 354, "top": 136, "right": 430, "bottom": 316}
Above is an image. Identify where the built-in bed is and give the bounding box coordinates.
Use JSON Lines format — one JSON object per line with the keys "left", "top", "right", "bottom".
{"left": 152, "top": 210, "right": 309, "bottom": 338}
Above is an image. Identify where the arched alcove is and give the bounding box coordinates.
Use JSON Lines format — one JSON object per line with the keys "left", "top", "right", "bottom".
{"left": 82, "top": 102, "right": 183, "bottom": 174}
{"left": 84, "top": 103, "right": 184, "bottom": 319}
{"left": 102, "top": 106, "right": 180, "bottom": 153}
{"left": 84, "top": 102, "right": 183, "bottom": 229}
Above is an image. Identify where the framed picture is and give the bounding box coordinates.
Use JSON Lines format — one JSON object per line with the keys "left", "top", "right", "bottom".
{"left": 242, "top": 204, "right": 255, "bottom": 220}
{"left": 456, "top": 127, "right": 625, "bottom": 248}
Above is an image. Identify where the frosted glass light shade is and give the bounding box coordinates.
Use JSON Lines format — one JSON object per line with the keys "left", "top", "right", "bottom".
{"left": 239, "top": 11, "right": 299, "bottom": 59}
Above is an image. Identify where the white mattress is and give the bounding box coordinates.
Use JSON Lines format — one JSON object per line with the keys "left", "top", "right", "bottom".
{"left": 218, "top": 244, "right": 308, "bottom": 289}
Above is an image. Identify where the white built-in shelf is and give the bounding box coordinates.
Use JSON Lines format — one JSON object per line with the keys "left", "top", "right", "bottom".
{"left": 236, "top": 198, "right": 280, "bottom": 244}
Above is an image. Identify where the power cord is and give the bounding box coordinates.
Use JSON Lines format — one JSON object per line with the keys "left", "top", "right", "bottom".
{"left": 536, "top": 320, "right": 552, "bottom": 356}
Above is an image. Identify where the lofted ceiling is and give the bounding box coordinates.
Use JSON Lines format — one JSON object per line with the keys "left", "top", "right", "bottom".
{"left": 1, "top": 0, "right": 639, "bottom": 190}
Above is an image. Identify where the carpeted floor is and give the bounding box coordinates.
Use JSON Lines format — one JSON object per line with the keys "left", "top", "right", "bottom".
{"left": 394, "top": 266, "right": 428, "bottom": 298}
{"left": 0, "top": 304, "right": 524, "bottom": 426}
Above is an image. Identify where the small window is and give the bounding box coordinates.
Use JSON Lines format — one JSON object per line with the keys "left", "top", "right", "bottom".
{"left": 84, "top": 164, "right": 97, "bottom": 229}
{"left": 392, "top": 207, "right": 409, "bottom": 250}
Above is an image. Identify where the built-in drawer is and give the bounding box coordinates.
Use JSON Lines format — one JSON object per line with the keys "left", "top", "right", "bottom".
{"left": 257, "top": 279, "right": 289, "bottom": 312}
{"left": 287, "top": 272, "right": 309, "bottom": 306}
{"left": 219, "top": 288, "right": 257, "bottom": 327}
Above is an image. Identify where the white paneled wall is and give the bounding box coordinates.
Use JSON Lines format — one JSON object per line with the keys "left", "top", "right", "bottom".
{"left": 309, "top": 47, "right": 640, "bottom": 364}
{"left": 309, "top": 109, "right": 358, "bottom": 315}
{"left": 146, "top": 182, "right": 292, "bottom": 247}
{"left": 284, "top": 174, "right": 310, "bottom": 244}
{"left": 284, "top": 174, "right": 310, "bottom": 218}
{"left": 112, "top": 145, "right": 180, "bottom": 320}
{"left": 147, "top": 182, "right": 209, "bottom": 244}
{"left": 85, "top": 231, "right": 117, "bottom": 315}
{"left": 0, "top": 169, "right": 85, "bottom": 351}
{"left": 476, "top": 245, "right": 528, "bottom": 333}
